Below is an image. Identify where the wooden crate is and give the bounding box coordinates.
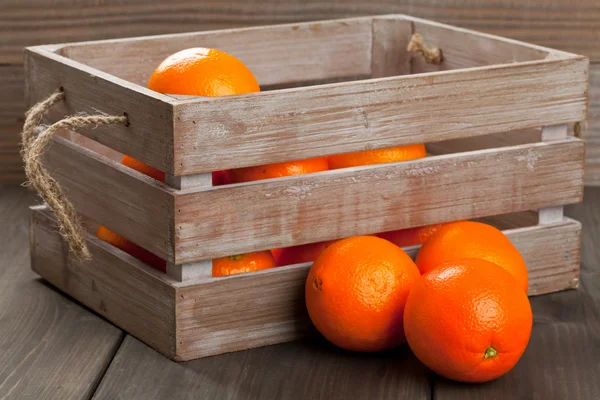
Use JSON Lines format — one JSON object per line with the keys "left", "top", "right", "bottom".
{"left": 26, "top": 15, "right": 587, "bottom": 361}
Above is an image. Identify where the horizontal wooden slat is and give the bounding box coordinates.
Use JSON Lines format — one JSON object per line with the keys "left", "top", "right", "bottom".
{"left": 174, "top": 139, "right": 584, "bottom": 263}
{"left": 30, "top": 206, "right": 177, "bottom": 359}
{"left": 24, "top": 46, "right": 176, "bottom": 173}
{"left": 173, "top": 57, "right": 587, "bottom": 174}
{"left": 57, "top": 17, "right": 374, "bottom": 88}
{"left": 42, "top": 135, "right": 175, "bottom": 260}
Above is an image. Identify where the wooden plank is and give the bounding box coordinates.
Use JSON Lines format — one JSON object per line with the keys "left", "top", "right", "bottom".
{"left": 174, "top": 139, "right": 584, "bottom": 263}
{"left": 24, "top": 46, "right": 176, "bottom": 174}
{"left": 371, "top": 18, "right": 413, "bottom": 78}
{"left": 427, "top": 129, "right": 541, "bottom": 155}
{"left": 42, "top": 135, "right": 175, "bottom": 260}
{"left": 1, "top": 1, "right": 599, "bottom": 64}
{"left": 93, "top": 335, "right": 431, "bottom": 400}
{"left": 58, "top": 18, "right": 374, "bottom": 88}
{"left": 30, "top": 206, "right": 178, "bottom": 360}
{"left": 0, "top": 64, "right": 24, "bottom": 127}
{"left": 173, "top": 57, "right": 587, "bottom": 174}
{"left": 405, "top": 16, "right": 551, "bottom": 74}
{"left": 586, "top": 65, "right": 600, "bottom": 186}
{"left": 175, "top": 263, "right": 314, "bottom": 360}
{"left": 0, "top": 186, "right": 124, "bottom": 399}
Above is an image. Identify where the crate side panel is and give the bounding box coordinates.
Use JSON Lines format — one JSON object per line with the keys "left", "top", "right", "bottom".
{"left": 175, "top": 264, "right": 312, "bottom": 361}
{"left": 173, "top": 139, "right": 584, "bottom": 263}
{"left": 42, "top": 135, "right": 175, "bottom": 260}
{"left": 407, "top": 18, "right": 551, "bottom": 73}
{"left": 174, "top": 219, "right": 581, "bottom": 360}
{"left": 59, "top": 18, "right": 374, "bottom": 88}
{"left": 30, "top": 207, "right": 177, "bottom": 359}
{"left": 174, "top": 58, "right": 588, "bottom": 174}
{"left": 25, "top": 47, "right": 175, "bottom": 174}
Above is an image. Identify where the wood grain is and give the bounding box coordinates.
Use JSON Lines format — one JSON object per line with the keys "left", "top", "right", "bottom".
{"left": 0, "top": 186, "right": 124, "bottom": 399}
{"left": 371, "top": 18, "right": 412, "bottom": 78}
{"left": 25, "top": 46, "right": 176, "bottom": 174}
{"left": 93, "top": 335, "right": 431, "bottom": 400}
{"left": 175, "top": 139, "right": 584, "bottom": 263}
{"left": 1, "top": 1, "right": 598, "bottom": 64}
{"left": 30, "top": 206, "right": 178, "bottom": 360}
{"left": 42, "top": 135, "right": 175, "bottom": 260}
{"left": 58, "top": 17, "right": 374, "bottom": 88}
{"left": 174, "top": 57, "right": 587, "bottom": 174}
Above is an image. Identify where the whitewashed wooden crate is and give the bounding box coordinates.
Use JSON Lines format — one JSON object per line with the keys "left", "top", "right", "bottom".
{"left": 26, "top": 15, "right": 587, "bottom": 361}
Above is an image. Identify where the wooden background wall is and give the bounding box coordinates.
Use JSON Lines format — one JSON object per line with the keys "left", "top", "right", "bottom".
{"left": 2, "top": 0, "right": 598, "bottom": 185}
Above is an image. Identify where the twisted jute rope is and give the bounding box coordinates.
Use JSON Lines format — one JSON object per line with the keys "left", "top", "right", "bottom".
{"left": 21, "top": 89, "right": 129, "bottom": 261}
{"left": 407, "top": 33, "right": 443, "bottom": 65}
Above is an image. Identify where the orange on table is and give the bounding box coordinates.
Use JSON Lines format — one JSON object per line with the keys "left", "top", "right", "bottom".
{"left": 305, "top": 236, "right": 421, "bottom": 352}
{"left": 328, "top": 144, "right": 426, "bottom": 170}
{"left": 271, "top": 240, "right": 336, "bottom": 267}
{"left": 226, "top": 157, "right": 329, "bottom": 184}
{"left": 404, "top": 258, "right": 533, "bottom": 383}
{"left": 98, "top": 47, "right": 261, "bottom": 268}
{"left": 377, "top": 221, "right": 465, "bottom": 248}
{"left": 212, "top": 251, "right": 276, "bottom": 277}
{"left": 96, "top": 225, "right": 166, "bottom": 273}
{"left": 415, "top": 221, "right": 528, "bottom": 292}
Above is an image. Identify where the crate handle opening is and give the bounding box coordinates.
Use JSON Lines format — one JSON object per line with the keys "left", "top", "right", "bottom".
{"left": 21, "top": 89, "right": 129, "bottom": 261}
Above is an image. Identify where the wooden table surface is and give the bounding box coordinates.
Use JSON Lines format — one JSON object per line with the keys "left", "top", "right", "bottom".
{"left": 1, "top": 184, "right": 599, "bottom": 400}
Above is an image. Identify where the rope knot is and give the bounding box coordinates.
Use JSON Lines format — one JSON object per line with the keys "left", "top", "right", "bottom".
{"left": 407, "top": 33, "right": 443, "bottom": 65}
{"left": 21, "top": 89, "right": 128, "bottom": 261}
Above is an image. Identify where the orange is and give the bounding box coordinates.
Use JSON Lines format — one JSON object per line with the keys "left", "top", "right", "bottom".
{"left": 377, "top": 221, "right": 465, "bottom": 248}
{"left": 404, "top": 258, "right": 533, "bottom": 382}
{"left": 121, "top": 155, "right": 166, "bottom": 182}
{"left": 148, "top": 47, "right": 260, "bottom": 96}
{"left": 415, "top": 221, "right": 528, "bottom": 292}
{"left": 328, "top": 144, "right": 426, "bottom": 169}
{"left": 212, "top": 251, "right": 276, "bottom": 277}
{"left": 96, "top": 225, "right": 166, "bottom": 272}
{"left": 227, "top": 157, "right": 328, "bottom": 184}
{"left": 271, "top": 240, "right": 336, "bottom": 267}
{"left": 305, "top": 236, "right": 421, "bottom": 352}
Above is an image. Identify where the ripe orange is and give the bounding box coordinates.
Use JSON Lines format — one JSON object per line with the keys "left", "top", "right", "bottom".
{"left": 96, "top": 225, "right": 166, "bottom": 272}
{"left": 212, "top": 251, "right": 276, "bottom": 277}
{"left": 328, "top": 144, "right": 426, "bottom": 169}
{"left": 271, "top": 240, "right": 336, "bottom": 267}
{"left": 148, "top": 47, "right": 260, "bottom": 96}
{"left": 305, "top": 236, "right": 421, "bottom": 352}
{"left": 377, "top": 221, "right": 465, "bottom": 248}
{"left": 121, "top": 155, "right": 166, "bottom": 182}
{"left": 226, "top": 157, "right": 329, "bottom": 184}
{"left": 404, "top": 258, "right": 533, "bottom": 382}
{"left": 415, "top": 221, "right": 528, "bottom": 292}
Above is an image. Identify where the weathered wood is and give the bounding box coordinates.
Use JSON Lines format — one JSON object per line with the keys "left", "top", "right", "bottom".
{"left": 174, "top": 139, "right": 584, "bottom": 263}
{"left": 30, "top": 206, "right": 177, "bottom": 359}
{"left": 24, "top": 46, "right": 176, "bottom": 174}
{"left": 427, "top": 129, "right": 541, "bottom": 155}
{"left": 405, "top": 16, "right": 551, "bottom": 74}
{"left": 371, "top": 18, "right": 412, "bottom": 78}
{"left": 58, "top": 18, "right": 374, "bottom": 88}
{"left": 42, "top": 135, "right": 175, "bottom": 260}
{"left": 0, "top": 186, "right": 124, "bottom": 400}
{"left": 93, "top": 335, "right": 431, "bottom": 400}
{"left": 174, "top": 57, "right": 587, "bottom": 174}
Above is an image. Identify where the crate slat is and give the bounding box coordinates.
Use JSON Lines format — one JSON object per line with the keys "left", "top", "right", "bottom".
{"left": 30, "top": 206, "right": 177, "bottom": 359}
{"left": 56, "top": 17, "right": 374, "bottom": 88}
{"left": 30, "top": 205, "right": 581, "bottom": 361}
{"left": 25, "top": 46, "right": 176, "bottom": 173}
{"left": 42, "top": 135, "right": 175, "bottom": 260}
{"left": 174, "top": 138, "right": 584, "bottom": 263}
{"left": 173, "top": 56, "right": 588, "bottom": 174}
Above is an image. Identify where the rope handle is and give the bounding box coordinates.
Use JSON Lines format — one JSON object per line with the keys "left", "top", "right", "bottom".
{"left": 21, "top": 89, "right": 128, "bottom": 261}
{"left": 407, "top": 33, "right": 443, "bottom": 65}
